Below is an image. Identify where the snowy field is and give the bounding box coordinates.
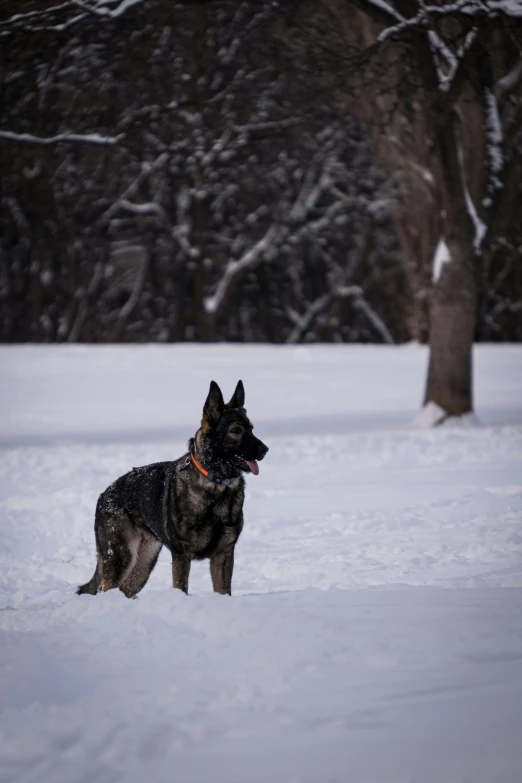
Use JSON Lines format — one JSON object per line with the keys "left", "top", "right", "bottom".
{"left": 1, "top": 343, "right": 522, "bottom": 783}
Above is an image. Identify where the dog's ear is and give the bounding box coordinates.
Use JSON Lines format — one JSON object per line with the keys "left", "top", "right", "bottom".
{"left": 227, "top": 380, "right": 245, "bottom": 409}
{"left": 202, "top": 380, "right": 225, "bottom": 429}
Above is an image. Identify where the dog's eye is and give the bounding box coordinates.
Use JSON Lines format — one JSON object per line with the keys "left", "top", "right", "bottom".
{"left": 229, "top": 426, "right": 243, "bottom": 435}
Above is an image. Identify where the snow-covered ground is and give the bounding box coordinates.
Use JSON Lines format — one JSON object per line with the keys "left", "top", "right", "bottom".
{"left": 1, "top": 343, "right": 522, "bottom": 783}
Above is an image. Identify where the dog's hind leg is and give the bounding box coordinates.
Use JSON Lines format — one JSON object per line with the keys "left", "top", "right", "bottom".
{"left": 77, "top": 562, "right": 101, "bottom": 595}
{"left": 120, "top": 530, "right": 162, "bottom": 598}
{"left": 94, "top": 515, "right": 138, "bottom": 593}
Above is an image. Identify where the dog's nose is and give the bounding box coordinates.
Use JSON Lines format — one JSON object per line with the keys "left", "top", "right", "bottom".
{"left": 259, "top": 443, "right": 269, "bottom": 456}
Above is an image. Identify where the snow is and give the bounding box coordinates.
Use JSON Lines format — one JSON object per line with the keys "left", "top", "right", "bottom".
{"left": 431, "top": 237, "right": 452, "bottom": 283}
{"left": 412, "top": 400, "right": 447, "bottom": 427}
{"left": 1, "top": 343, "right": 522, "bottom": 782}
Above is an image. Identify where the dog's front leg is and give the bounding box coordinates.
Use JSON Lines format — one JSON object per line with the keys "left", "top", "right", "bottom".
{"left": 210, "top": 549, "right": 234, "bottom": 596}
{"left": 172, "top": 555, "right": 191, "bottom": 593}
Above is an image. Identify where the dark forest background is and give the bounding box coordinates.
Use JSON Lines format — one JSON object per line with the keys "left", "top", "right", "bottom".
{"left": 1, "top": 0, "right": 521, "bottom": 345}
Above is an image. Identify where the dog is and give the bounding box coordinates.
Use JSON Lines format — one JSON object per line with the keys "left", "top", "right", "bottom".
{"left": 77, "top": 380, "right": 268, "bottom": 598}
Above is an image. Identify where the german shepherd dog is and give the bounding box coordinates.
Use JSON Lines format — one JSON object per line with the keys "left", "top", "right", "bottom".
{"left": 77, "top": 380, "right": 268, "bottom": 598}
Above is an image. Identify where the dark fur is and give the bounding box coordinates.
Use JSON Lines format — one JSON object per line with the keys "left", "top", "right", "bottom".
{"left": 77, "top": 380, "right": 268, "bottom": 598}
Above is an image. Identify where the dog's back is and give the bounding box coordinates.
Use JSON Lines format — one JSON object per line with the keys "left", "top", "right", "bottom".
{"left": 98, "top": 462, "right": 176, "bottom": 546}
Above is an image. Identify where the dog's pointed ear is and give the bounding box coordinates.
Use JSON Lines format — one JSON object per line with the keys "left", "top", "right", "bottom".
{"left": 202, "top": 380, "right": 225, "bottom": 429}
{"left": 227, "top": 380, "right": 245, "bottom": 409}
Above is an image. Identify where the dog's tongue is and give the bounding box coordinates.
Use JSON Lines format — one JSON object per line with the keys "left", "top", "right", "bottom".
{"left": 245, "top": 460, "right": 259, "bottom": 476}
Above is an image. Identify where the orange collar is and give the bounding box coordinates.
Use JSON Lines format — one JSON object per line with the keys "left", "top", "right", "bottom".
{"left": 190, "top": 453, "right": 233, "bottom": 486}
{"left": 191, "top": 452, "right": 209, "bottom": 477}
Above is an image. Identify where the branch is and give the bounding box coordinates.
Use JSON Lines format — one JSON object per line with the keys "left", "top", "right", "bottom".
{"left": 286, "top": 285, "right": 362, "bottom": 344}
{"left": 287, "top": 201, "right": 345, "bottom": 245}
{"left": 495, "top": 54, "right": 522, "bottom": 101}
{"left": 73, "top": 0, "right": 148, "bottom": 19}
{"left": 352, "top": 0, "right": 403, "bottom": 25}
{"left": 424, "top": 2, "right": 522, "bottom": 19}
{"left": 438, "top": 28, "right": 477, "bottom": 93}
{"left": 118, "top": 199, "right": 167, "bottom": 218}
{"left": 353, "top": 294, "right": 394, "bottom": 343}
{"left": 0, "top": 3, "right": 72, "bottom": 27}
{"left": 0, "top": 130, "right": 123, "bottom": 146}
{"left": 483, "top": 87, "right": 504, "bottom": 207}
{"left": 118, "top": 247, "right": 149, "bottom": 321}
{"left": 0, "top": 0, "right": 148, "bottom": 35}
{"left": 377, "top": 10, "right": 424, "bottom": 42}
{"left": 100, "top": 152, "right": 168, "bottom": 224}
{"left": 203, "top": 224, "right": 279, "bottom": 315}
{"left": 457, "top": 143, "right": 487, "bottom": 250}
{"left": 369, "top": 2, "right": 478, "bottom": 92}
{"left": 67, "top": 259, "right": 103, "bottom": 342}
{"left": 233, "top": 119, "right": 300, "bottom": 134}
{"left": 172, "top": 186, "right": 200, "bottom": 260}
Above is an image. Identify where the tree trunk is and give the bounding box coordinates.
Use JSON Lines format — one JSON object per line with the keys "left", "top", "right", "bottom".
{"left": 424, "top": 241, "right": 476, "bottom": 415}
{"left": 423, "top": 103, "right": 477, "bottom": 416}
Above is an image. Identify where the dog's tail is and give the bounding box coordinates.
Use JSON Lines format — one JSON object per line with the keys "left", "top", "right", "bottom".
{"left": 76, "top": 563, "right": 100, "bottom": 596}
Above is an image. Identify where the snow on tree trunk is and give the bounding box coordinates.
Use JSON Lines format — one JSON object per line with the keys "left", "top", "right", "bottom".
{"left": 424, "top": 237, "right": 476, "bottom": 416}
{"left": 423, "top": 100, "right": 477, "bottom": 416}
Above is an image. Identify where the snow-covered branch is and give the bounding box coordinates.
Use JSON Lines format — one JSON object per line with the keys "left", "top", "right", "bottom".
{"left": 289, "top": 153, "right": 336, "bottom": 225}
{"left": 0, "top": 0, "right": 149, "bottom": 35}
{"left": 495, "top": 54, "right": 522, "bottom": 101}
{"left": 100, "top": 152, "right": 169, "bottom": 223}
{"left": 172, "top": 187, "right": 200, "bottom": 260}
{"left": 377, "top": 10, "right": 424, "bottom": 42}
{"left": 204, "top": 225, "right": 279, "bottom": 315}
{"left": 483, "top": 88, "right": 504, "bottom": 207}
{"left": 457, "top": 144, "right": 487, "bottom": 250}
{"left": 286, "top": 285, "right": 362, "bottom": 344}
{"left": 353, "top": 294, "right": 394, "bottom": 343}
{"left": 358, "top": 0, "right": 403, "bottom": 23}
{"left": 374, "top": 2, "right": 463, "bottom": 90}
{"left": 288, "top": 202, "right": 345, "bottom": 245}
{"left": 0, "top": 3, "right": 72, "bottom": 27}
{"left": 0, "top": 3, "right": 85, "bottom": 34}
{"left": 423, "top": 1, "right": 522, "bottom": 19}
{"left": 438, "top": 28, "right": 477, "bottom": 93}
{"left": 286, "top": 278, "right": 394, "bottom": 344}
{"left": 0, "top": 130, "right": 123, "bottom": 146}
{"left": 72, "top": 0, "right": 148, "bottom": 20}
{"left": 118, "top": 199, "right": 166, "bottom": 218}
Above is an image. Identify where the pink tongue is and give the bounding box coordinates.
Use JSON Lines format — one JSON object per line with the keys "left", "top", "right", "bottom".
{"left": 245, "top": 460, "right": 259, "bottom": 476}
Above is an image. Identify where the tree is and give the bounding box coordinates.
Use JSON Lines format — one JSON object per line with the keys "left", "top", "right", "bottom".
{"left": 2, "top": 0, "right": 520, "bottom": 357}
{"left": 298, "top": 0, "right": 522, "bottom": 417}
{"left": 1, "top": 0, "right": 405, "bottom": 344}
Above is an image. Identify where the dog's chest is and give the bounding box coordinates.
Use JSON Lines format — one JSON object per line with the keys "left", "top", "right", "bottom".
{"left": 175, "top": 485, "right": 237, "bottom": 555}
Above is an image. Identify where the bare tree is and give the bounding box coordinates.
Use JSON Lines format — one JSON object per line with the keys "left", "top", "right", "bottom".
{"left": 320, "top": 0, "right": 522, "bottom": 417}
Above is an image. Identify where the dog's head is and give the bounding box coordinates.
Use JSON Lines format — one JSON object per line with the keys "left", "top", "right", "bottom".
{"left": 198, "top": 380, "right": 268, "bottom": 477}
